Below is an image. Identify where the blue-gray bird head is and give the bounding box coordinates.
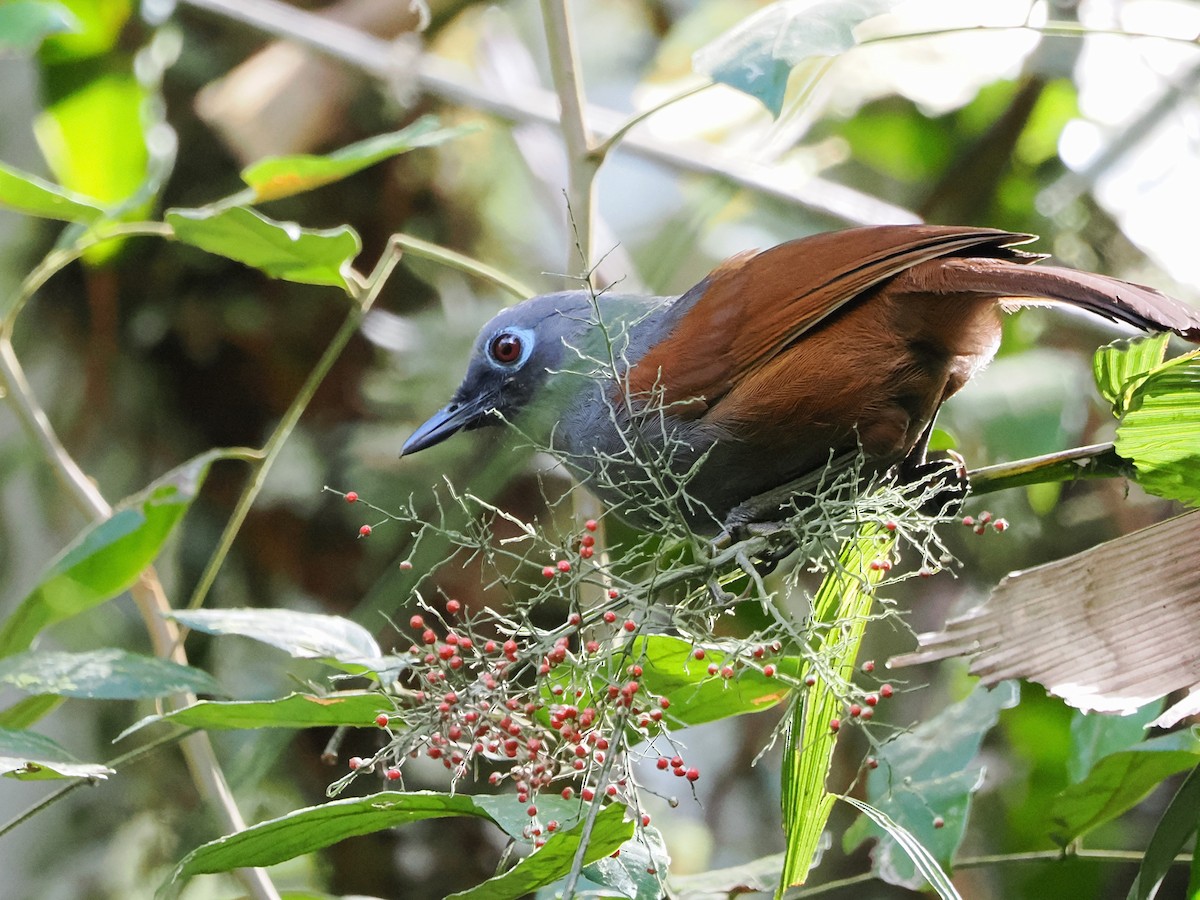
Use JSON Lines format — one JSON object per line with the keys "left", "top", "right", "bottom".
{"left": 401, "top": 292, "right": 599, "bottom": 455}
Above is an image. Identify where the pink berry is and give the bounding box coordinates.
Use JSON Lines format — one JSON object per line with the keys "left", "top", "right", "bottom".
{"left": 542, "top": 566, "right": 556, "bottom": 578}
{"left": 585, "top": 519, "right": 598, "bottom": 531}
{"left": 410, "top": 614, "right": 424, "bottom": 630}
{"left": 375, "top": 713, "right": 390, "bottom": 728}
{"left": 359, "top": 525, "right": 372, "bottom": 537}
{"left": 385, "top": 767, "right": 401, "bottom": 780}
{"left": 880, "top": 683, "right": 894, "bottom": 698}
{"left": 446, "top": 599, "right": 461, "bottom": 615}
{"left": 623, "top": 620, "right": 636, "bottom": 633}
{"left": 580, "top": 546, "right": 594, "bottom": 559}
{"left": 557, "top": 559, "right": 571, "bottom": 573}
{"left": 345, "top": 491, "right": 358, "bottom": 503}
{"left": 399, "top": 560, "right": 413, "bottom": 570}
{"left": 829, "top": 718, "right": 841, "bottom": 733}
{"left": 763, "top": 664, "right": 776, "bottom": 677}
{"left": 685, "top": 767, "right": 699, "bottom": 782}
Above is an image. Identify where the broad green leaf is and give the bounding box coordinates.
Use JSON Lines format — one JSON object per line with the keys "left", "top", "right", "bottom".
{"left": 168, "top": 608, "right": 381, "bottom": 667}
{"left": 0, "top": 649, "right": 220, "bottom": 699}
{"left": 0, "top": 2, "right": 80, "bottom": 54}
{"left": 1049, "top": 732, "right": 1200, "bottom": 846}
{"left": 667, "top": 852, "right": 784, "bottom": 898}
{"left": 779, "top": 527, "right": 890, "bottom": 895}
{"left": 840, "top": 797, "right": 961, "bottom": 900}
{"left": 0, "top": 725, "right": 114, "bottom": 780}
{"left": 1114, "top": 353, "right": 1200, "bottom": 506}
{"left": 1128, "top": 764, "right": 1200, "bottom": 900}
{"left": 0, "top": 694, "right": 64, "bottom": 729}
{"left": 34, "top": 72, "right": 148, "bottom": 209}
{"left": 843, "top": 681, "right": 1019, "bottom": 890}
{"left": 544, "top": 635, "right": 798, "bottom": 733}
{"left": 1068, "top": 703, "right": 1161, "bottom": 783}
{"left": 121, "top": 692, "right": 386, "bottom": 736}
{"left": 0, "top": 451, "right": 221, "bottom": 657}
{"left": 1093, "top": 334, "right": 1170, "bottom": 416}
{"left": 0, "top": 160, "right": 105, "bottom": 222}
{"left": 166, "top": 206, "right": 361, "bottom": 291}
{"left": 168, "top": 791, "right": 492, "bottom": 889}
{"left": 37, "top": 0, "right": 130, "bottom": 62}
{"left": 579, "top": 824, "right": 669, "bottom": 900}
{"left": 446, "top": 803, "right": 634, "bottom": 900}
{"left": 693, "top": 0, "right": 899, "bottom": 116}
{"left": 242, "top": 116, "right": 477, "bottom": 202}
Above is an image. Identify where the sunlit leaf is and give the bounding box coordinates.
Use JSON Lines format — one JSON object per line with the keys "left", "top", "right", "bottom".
{"left": 693, "top": 0, "right": 899, "bottom": 116}
{"left": 1049, "top": 732, "right": 1200, "bottom": 846}
{"left": 36, "top": 0, "right": 130, "bottom": 62}
{"left": 448, "top": 804, "right": 633, "bottom": 900}
{"left": 840, "top": 797, "right": 961, "bottom": 900}
{"left": 1093, "top": 334, "right": 1170, "bottom": 416}
{"left": 120, "top": 692, "right": 387, "bottom": 737}
{"left": 168, "top": 608, "right": 381, "bottom": 666}
{"left": 843, "top": 681, "right": 1018, "bottom": 889}
{"left": 166, "top": 206, "right": 361, "bottom": 291}
{"left": 0, "top": 451, "right": 223, "bottom": 657}
{"left": 242, "top": 116, "right": 477, "bottom": 202}
{"left": 0, "top": 1, "right": 80, "bottom": 54}
{"left": 779, "top": 527, "right": 889, "bottom": 894}
{"left": 0, "top": 160, "right": 105, "bottom": 222}
{"left": 0, "top": 649, "right": 220, "bottom": 699}
{"left": 1127, "top": 764, "right": 1200, "bottom": 900}
{"left": 0, "top": 725, "right": 114, "bottom": 780}
{"left": 1114, "top": 352, "right": 1200, "bottom": 505}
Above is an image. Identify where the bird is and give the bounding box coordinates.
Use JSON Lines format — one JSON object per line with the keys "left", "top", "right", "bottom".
{"left": 401, "top": 225, "right": 1200, "bottom": 534}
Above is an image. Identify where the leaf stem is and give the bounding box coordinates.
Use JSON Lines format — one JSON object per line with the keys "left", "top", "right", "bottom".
{"left": 967, "top": 443, "right": 1130, "bottom": 494}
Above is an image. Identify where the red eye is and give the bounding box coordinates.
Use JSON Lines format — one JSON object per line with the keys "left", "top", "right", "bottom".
{"left": 489, "top": 332, "right": 523, "bottom": 364}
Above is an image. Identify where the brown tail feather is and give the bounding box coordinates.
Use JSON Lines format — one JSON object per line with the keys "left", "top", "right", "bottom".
{"left": 904, "top": 258, "right": 1200, "bottom": 342}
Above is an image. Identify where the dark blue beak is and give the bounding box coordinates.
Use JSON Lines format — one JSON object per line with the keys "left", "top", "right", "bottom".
{"left": 401, "top": 394, "right": 495, "bottom": 456}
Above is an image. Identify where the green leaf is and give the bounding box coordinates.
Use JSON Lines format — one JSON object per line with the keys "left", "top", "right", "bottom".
{"left": 1068, "top": 703, "right": 1161, "bottom": 783}
{"left": 693, "top": 0, "right": 899, "bottom": 116}
{"left": 241, "top": 116, "right": 477, "bottom": 202}
{"left": 37, "top": 0, "right": 130, "bottom": 62}
{"left": 0, "top": 451, "right": 221, "bottom": 657}
{"left": 1114, "top": 352, "right": 1200, "bottom": 506}
{"left": 1190, "top": 835, "right": 1200, "bottom": 899}
{"left": 580, "top": 824, "right": 669, "bottom": 900}
{"left": 167, "top": 608, "right": 382, "bottom": 668}
{"left": 166, "top": 206, "right": 361, "bottom": 291}
{"left": 840, "top": 797, "right": 962, "bottom": 900}
{"left": 0, "top": 694, "right": 64, "bottom": 729}
{"left": 1049, "top": 731, "right": 1200, "bottom": 846}
{"left": 779, "top": 527, "right": 890, "bottom": 895}
{"left": 843, "top": 681, "right": 1019, "bottom": 890}
{"left": 1128, "top": 764, "right": 1200, "bottom": 900}
{"left": 164, "top": 790, "right": 632, "bottom": 900}
{"left": 666, "top": 852, "right": 784, "bottom": 898}
{"left": 0, "top": 160, "right": 106, "bottom": 222}
{"left": 446, "top": 804, "right": 634, "bottom": 900}
{"left": 121, "top": 692, "right": 386, "bottom": 736}
{"left": 0, "top": 649, "right": 220, "bottom": 699}
{"left": 0, "top": 725, "right": 114, "bottom": 780}
{"left": 1093, "top": 334, "right": 1170, "bottom": 416}
{"left": 0, "top": 2, "right": 80, "bottom": 54}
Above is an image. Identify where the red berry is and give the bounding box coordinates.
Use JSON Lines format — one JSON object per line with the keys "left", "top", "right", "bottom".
{"left": 561, "top": 787, "right": 573, "bottom": 799}
{"left": 884, "top": 519, "right": 896, "bottom": 531}
{"left": 399, "top": 560, "right": 413, "bottom": 570}
{"left": 581, "top": 534, "right": 595, "bottom": 547}
{"left": 862, "top": 660, "right": 875, "bottom": 673}
{"left": 933, "top": 816, "right": 945, "bottom": 829}
{"left": 707, "top": 663, "right": 718, "bottom": 676}
{"left": 720, "top": 665, "right": 734, "bottom": 679}
{"left": 763, "top": 664, "right": 776, "bottom": 677}
{"left": 585, "top": 519, "right": 598, "bottom": 532}
{"left": 860, "top": 708, "right": 874, "bottom": 720}
{"left": 422, "top": 629, "right": 437, "bottom": 644}
{"left": 606, "top": 784, "right": 617, "bottom": 797}
{"left": 685, "top": 767, "right": 699, "bottom": 782}
{"left": 345, "top": 491, "right": 358, "bottom": 503}
{"left": 993, "top": 518, "right": 1009, "bottom": 532}
{"left": 582, "top": 787, "right": 595, "bottom": 801}
{"left": 385, "top": 767, "right": 401, "bottom": 780}
{"left": 568, "top": 612, "right": 582, "bottom": 626}
{"left": 656, "top": 757, "right": 669, "bottom": 770}
{"left": 585, "top": 640, "right": 600, "bottom": 652}
{"left": 547, "top": 820, "right": 559, "bottom": 832}
{"left": 979, "top": 511, "right": 992, "bottom": 525}
{"left": 446, "top": 599, "right": 461, "bottom": 615}
{"left": 603, "top": 611, "right": 617, "bottom": 623}
{"left": 962, "top": 515, "right": 975, "bottom": 527}
{"left": 608, "top": 589, "right": 619, "bottom": 599}
{"left": 867, "top": 757, "right": 879, "bottom": 769}
{"left": 375, "top": 713, "right": 390, "bottom": 728}
{"left": 542, "top": 565, "right": 556, "bottom": 578}
{"left": 865, "top": 694, "right": 878, "bottom": 706}
{"left": 557, "top": 559, "right": 571, "bottom": 573}
{"left": 629, "top": 664, "right": 643, "bottom": 677}
{"left": 580, "top": 546, "right": 594, "bottom": 559}
{"left": 849, "top": 704, "right": 862, "bottom": 718}
{"left": 623, "top": 620, "right": 636, "bottom": 632}
{"left": 359, "top": 525, "right": 372, "bottom": 537}
{"left": 641, "top": 813, "right": 651, "bottom": 826}
{"left": 693, "top": 648, "right": 705, "bottom": 660}
{"left": 804, "top": 675, "right": 816, "bottom": 687}
{"left": 829, "top": 718, "right": 841, "bottom": 733}
{"left": 527, "top": 805, "right": 538, "bottom": 817}
{"left": 410, "top": 614, "right": 424, "bottom": 630}
{"left": 670, "top": 755, "right": 683, "bottom": 767}
{"left": 880, "top": 683, "right": 894, "bottom": 698}
{"left": 659, "top": 697, "right": 670, "bottom": 709}
{"left": 348, "top": 756, "right": 364, "bottom": 769}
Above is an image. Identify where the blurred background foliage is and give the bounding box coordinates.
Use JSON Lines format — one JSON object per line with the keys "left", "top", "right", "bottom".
{"left": 1, "top": 0, "right": 1198, "bottom": 897}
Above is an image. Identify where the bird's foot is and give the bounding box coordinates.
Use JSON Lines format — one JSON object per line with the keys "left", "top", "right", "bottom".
{"left": 901, "top": 449, "right": 969, "bottom": 517}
